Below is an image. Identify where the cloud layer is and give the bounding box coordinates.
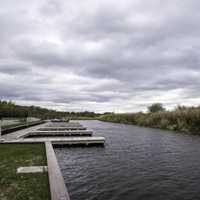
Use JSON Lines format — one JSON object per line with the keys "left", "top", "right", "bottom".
{"left": 0, "top": 0, "right": 200, "bottom": 112}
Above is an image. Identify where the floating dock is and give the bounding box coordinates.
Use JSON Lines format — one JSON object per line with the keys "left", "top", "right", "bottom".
{"left": 20, "top": 130, "right": 93, "bottom": 138}
{"left": 45, "top": 141, "right": 70, "bottom": 200}
{"left": 38, "top": 127, "right": 87, "bottom": 131}
{"left": 4, "top": 136, "right": 105, "bottom": 146}
{"left": 46, "top": 122, "right": 83, "bottom": 127}
{"left": 1, "top": 121, "right": 105, "bottom": 146}
{"left": 0, "top": 120, "right": 105, "bottom": 200}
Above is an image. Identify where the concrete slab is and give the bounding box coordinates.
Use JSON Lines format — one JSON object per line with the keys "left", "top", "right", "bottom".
{"left": 17, "top": 166, "right": 48, "bottom": 174}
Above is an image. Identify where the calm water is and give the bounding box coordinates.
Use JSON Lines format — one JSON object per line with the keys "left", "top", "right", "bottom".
{"left": 55, "top": 120, "right": 200, "bottom": 200}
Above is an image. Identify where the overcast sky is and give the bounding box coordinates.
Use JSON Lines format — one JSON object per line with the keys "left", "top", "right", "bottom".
{"left": 0, "top": 0, "right": 200, "bottom": 113}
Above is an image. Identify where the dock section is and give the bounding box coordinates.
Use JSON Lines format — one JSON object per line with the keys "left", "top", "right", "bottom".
{"left": 46, "top": 122, "right": 83, "bottom": 128}
{"left": 4, "top": 136, "right": 105, "bottom": 146}
{"left": 22, "top": 130, "right": 93, "bottom": 138}
{"left": 1, "top": 121, "right": 105, "bottom": 146}
{"left": 0, "top": 120, "right": 105, "bottom": 200}
{"left": 45, "top": 141, "right": 70, "bottom": 200}
{"left": 38, "top": 127, "right": 87, "bottom": 131}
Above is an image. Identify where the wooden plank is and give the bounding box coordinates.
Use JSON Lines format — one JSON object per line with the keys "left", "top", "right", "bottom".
{"left": 47, "top": 123, "right": 83, "bottom": 127}
{"left": 3, "top": 136, "right": 105, "bottom": 145}
{"left": 45, "top": 141, "right": 70, "bottom": 200}
{"left": 1, "top": 123, "right": 49, "bottom": 140}
{"left": 39, "top": 127, "right": 87, "bottom": 131}
{"left": 29, "top": 130, "right": 93, "bottom": 134}
{"left": 19, "top": 130, "right": 93, "bottom": 138}
{"left": 1, "top": 121, "right": 45, "bottom": 135}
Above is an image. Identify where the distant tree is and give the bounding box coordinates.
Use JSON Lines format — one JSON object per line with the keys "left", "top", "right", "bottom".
{"left": 0, "top": 100, "right": 100, "bottom": 119}
{"left": 148, "top": 103, "right": 165, "bottom": 113}
{"left": 103, "top": 112, "right": 114, "bottom": 115}
{"left": 175, "top": 105, "right": 187, "bottom": 111}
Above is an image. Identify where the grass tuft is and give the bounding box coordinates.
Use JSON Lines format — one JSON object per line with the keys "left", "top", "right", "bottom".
{"left": 0, "top": 143, "right": 50, "bottom": 200}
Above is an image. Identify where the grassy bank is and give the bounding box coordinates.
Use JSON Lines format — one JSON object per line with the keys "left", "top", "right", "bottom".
{"left": 0, "top": 143, "right": 50, "bottom": 200}
{"left": 99, "top": 107, "right": 200, "bottom": 135}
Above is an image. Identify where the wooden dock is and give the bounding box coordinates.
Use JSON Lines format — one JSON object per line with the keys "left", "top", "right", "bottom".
{"left": 0, "top": 121, "right": 105, "bottom": 200}
{"left": 38, "top": 127, "right": 87, "bottom": 131}
{"left": 1, "top": 123, "right": 48, "bottom": 141}
{"left": 46, "top": 122, "right": 83, "bottom": 127}
{"left": 20, "top": 130, "right": 93, "bottom": 138}
{"left": 1, "top": 121, "right": 105, "bottom": 146}
{"left": 45, "top": 142, "right": 70, "bottom": 200}
{"left": 3, "top": 136, "right": 105, "bottom": 146}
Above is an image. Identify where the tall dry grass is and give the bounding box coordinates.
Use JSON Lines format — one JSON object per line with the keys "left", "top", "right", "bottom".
{"left": 99, "top": 106, "right": 200, "bottom": 134}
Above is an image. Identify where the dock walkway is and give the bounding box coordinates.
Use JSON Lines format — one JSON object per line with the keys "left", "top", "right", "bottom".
{"left": 4, "top": 136, "right": 105, "bottom": 145}
{"left": 45, "top": 142, "right": 70, "bottom": 200}
{"left": 0, "top": 121, "right": 105, "bottom": 200}
{"left": 23, "top": 130, "right": 93, "bottom": 137}
{"left": 2, "top": 122, "right": 105, "bottom": 146}
{"left": 1, "top": 123, "right": 48, "bottom": 141}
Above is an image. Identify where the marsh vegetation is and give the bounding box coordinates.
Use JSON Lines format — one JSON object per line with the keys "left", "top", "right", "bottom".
{"left": 100, "top": 104, "right": 200, "bottom": 135}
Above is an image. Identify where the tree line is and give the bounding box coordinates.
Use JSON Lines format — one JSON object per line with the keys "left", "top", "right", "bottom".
{"left": 0, "top": 100, "right": 100, "bottom": 119}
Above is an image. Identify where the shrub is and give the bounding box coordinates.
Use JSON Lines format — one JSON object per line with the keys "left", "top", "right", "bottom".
{"left": 100, "top": 106, "right": 200, "bottom": 135}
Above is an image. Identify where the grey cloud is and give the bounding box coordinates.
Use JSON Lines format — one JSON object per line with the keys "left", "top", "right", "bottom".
{"left": 0, "top": 62, "right": 31, "bottom": 74}
{"left": 0, "top": 0, "right": 200, "bottom": 112}
{"left": 39, "top": 0, "right": 63, "bottom": 16}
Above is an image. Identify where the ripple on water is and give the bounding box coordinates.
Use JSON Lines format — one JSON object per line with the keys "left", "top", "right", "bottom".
{"left": 55, "top": 120, "right": 200, "bottom": 200}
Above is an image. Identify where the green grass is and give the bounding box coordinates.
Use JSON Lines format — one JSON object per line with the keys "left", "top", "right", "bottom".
{"left": 0, "top": 143, "right": 50, "bottom": 200}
